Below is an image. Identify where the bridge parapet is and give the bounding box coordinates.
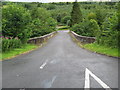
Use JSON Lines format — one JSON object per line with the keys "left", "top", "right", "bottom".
{"left": 70, "top": 31, "right": 96, "bottom": 44}
{"left": 27, "top": 31, "right": 57, "bottom": 45}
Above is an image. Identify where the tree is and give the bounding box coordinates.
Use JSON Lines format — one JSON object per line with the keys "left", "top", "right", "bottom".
{"left": 89, "top": 19, "right": 100, "bottom": 43}
{"left": 99, "top": 14, "right": 118, "bottom": 48}
{"left": 71, "top": 1, "right": 82, "bottom": 26}
{"left": 95, "top": 9, "right": 106, "bottom": 26}
{"left": 71, "top": 19, "right": 95, "bottom": 37}
{"left": 61, "top": 16, "right": 71, "bottom": 25}
{"left": 117, "top": 1, "right": 120, "bottom": 49}
{"left": 2, "top": 4, "right": 31, "bottom": 43}
{"left": 47, "top": 4, "right": 56, "bottom": 10}
{"left": 87, "top": 12, "right": 96, "bottom": 20}
{"left": 117, "top": 1, "right": 120, "bottom": 30}
{"left": 31, "top": 8, "right": 50, "bottom": 20}
{"left": 29, "top": 7, "right": 57, "bottom": 37}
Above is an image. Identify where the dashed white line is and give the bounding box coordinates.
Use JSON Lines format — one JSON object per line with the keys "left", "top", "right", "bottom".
{"left": 84, "top": 68, "right": 112, "bottom": 90}
{"left": 40, "top": 60, "right": 48, "bottom": 69}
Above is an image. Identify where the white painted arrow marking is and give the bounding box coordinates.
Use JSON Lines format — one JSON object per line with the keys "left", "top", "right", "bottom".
{"left": 84, "top": 68, "right": 112, "bottom": 90}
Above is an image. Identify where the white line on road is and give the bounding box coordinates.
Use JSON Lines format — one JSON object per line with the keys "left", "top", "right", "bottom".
{"left": 85, "top": 68, "right": 90, "bottom": 89}
{"left": 40, "top": 60, "right": 48, "bottom": 69}
{"left": 84, "top": 68, "right": 112, "bottom": 90}
{"left": 43, "top": 76, "right": 57, "bottom": 88}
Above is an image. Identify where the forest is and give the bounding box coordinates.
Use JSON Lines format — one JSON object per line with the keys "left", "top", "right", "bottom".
{"left": 1, "top": 1, "right": 119, "bottom": 57}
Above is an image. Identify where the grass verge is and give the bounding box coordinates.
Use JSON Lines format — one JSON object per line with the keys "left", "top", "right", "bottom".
{"left": 70, "top": 32, "right": 119, "bottom": 58}
{"left": 83, "top": 43, "right": 119, "bottom": 57}
{"left": 0, "top": 44, "right": 38, "bottom": 61}
{"left": 57, "top": 26, "right": 69, "bottom": 30}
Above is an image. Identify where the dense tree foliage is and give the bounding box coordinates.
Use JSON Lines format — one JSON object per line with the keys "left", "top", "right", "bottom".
{"left": 87, "top": 12, "right": 96, "bottom": 20}
{"left": 70, "top": 1, "right": 118, "bottom": 49}
{"left": 2, "top": 3, "right": 57, "bottom": 43}
{"left": 71, "top": 2, "right": 82, "bottom": 26}
{"left": 61, "top": 16, "right": 71, "bottom": 25}
{"left": 29, "top": 7, "right": 57, "bottom": 37}
{"left": 2, "top": 1, "right": 119, "bottom": 51}
{"left": 2, "top": 4, "right": 31, "bottom": 43}
{"left": 117, "top": 2, "right": 120, "bottom": 30}
{"left": 95, "top": 9, "right": 107, "bottom": 26}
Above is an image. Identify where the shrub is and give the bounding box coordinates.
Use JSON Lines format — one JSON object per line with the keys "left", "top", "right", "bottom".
{"left": 47, "top": 4, "right": 56, "bottom": 10}
{"left": 95, "top": 9, "right": 107, "bottom": 26}
{"left": 2, "top": 39, "right": 22, "bottom": 52}
{"left": 61, "top": 16, "right": 71, "bottom": 25}
{"left": 29, "top": 8, "right": 57, "bottom": 38}
{"left": 87, "top": 12, "right": 97, "bottom": 20}
{"left": 71, "top": 19, "right": 95, "bottom": 37}
{"left": 89, "top": 19, "right": 100, "bottom": 43}
{"left": 117, "top": 1, "right": 120, "bottom": 30}
{"left": 99, "top": 13, "right": 118, "bottom": 48}
{"left": 2, "top": 4, "right": 31, "bottom": 44}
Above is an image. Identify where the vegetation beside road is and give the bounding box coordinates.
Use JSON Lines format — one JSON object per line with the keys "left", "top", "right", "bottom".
{"left": 2, "top": 2, "right": 57, "bottom": 56}
{"left": 1, "top": 1, "right": 119, "bottom": 59}
{"left": 69, "top": 1, "right": 119, "bottom": 57}
{"left": 1, "top": 44, "right": 38, "bottom": 61}
{"left": 57, "top": 26, "right": 70, "bottom": 30}
{"left": 70, "top": 1, "right": 119, "bottom": 49}
{"left": 70, "top": 33, "right": 119, "bottom": 58}
{"left": 83, "top": 43, "right": 119, "bottom": 57}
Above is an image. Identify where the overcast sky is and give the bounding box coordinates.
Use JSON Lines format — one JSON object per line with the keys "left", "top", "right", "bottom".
{"left": 3, "top": 0, "right": 112, "bottom": 3}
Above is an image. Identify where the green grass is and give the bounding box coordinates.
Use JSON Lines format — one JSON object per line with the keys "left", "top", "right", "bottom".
{"left": 0, "top": 44, "right": 38, "bottom": 61}
{"left": 83, "top": 43, "right": 119, "bottom": 57}
{"left": 70, "top": 32, "right": 119, "bottom": 58}
{"left": 57, "top": 26, "right": 70, "bottom": 30}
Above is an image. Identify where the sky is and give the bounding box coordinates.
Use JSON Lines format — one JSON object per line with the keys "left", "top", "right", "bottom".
{"left": 3, "top": 0, "right": 113, "bottom": 3}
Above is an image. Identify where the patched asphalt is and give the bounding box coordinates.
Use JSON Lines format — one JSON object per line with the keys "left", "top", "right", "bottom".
{"left": 2, "top": 30, "right": 118, "bottom": 89}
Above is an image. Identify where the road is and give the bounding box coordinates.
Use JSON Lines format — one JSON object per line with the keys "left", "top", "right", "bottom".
{"left": 2, "top": 30, "right": 118, "bottom": 89}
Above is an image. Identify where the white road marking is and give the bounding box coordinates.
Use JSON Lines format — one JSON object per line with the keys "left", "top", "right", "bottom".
{"left": 43, "top": 76, "right": 57, "bottom": 88}
{"left": 40, "top": 60, "right": 48, "bottom": 69}
{"left": 84, "top": 68, "right": 112, "bottom": 90}
{"left": 85, "top": 68, "right": 90, "bottom": 89}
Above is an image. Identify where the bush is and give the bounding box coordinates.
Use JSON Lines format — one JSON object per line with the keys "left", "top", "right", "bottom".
{"left": 2, "top": 39, "right": 22, "bottom": 52}
{"left": 47, "top": 4, "right": 56, "bottom": 10}
{"left": 2, "top": 4, "right": 31, "bottom": 44}
{"left": 95, "top": 9, "right": 107, "bottom": 26}
{"left": 100, "top": 14, "right": 118, "bottom": 48}
{"left": 117, "top": 2, "right": 120, "bottom": 30}
{"left": 71, "top": 19, "right": 95, "bottom": 37}
{"left": 29, "top": 8, "right": 57, "bottom": 38}
{"left": 89, "top": 19, "right": 100, "bottom": 43}
{"left": 56, "top": 12, "right": 68, "bottom": 23}
{"left": 61, "top": 16, "right": 71, "bottom": 25}
{"left": 87, "top": 12, "right": 97, "bottom": 20}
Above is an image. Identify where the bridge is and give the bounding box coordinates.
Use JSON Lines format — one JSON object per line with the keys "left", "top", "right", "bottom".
{"left": 2, "top": 30, "right": 118, "bottom": 89}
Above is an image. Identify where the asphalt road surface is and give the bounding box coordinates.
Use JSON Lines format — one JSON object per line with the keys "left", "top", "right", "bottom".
{"left": 2, "top": 30, "right": 118, "bottom": 89}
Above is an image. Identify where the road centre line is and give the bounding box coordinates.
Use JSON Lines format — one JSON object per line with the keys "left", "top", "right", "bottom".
{"left": 84, "top": 68, "right": 112, "bottom": 90}
{"left": 40, "top": 60, "right": 48, "bottom": 69}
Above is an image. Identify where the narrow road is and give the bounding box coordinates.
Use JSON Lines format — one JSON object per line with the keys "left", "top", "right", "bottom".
{"left": 2, "top": 30, "right": 118, "bottom": 89}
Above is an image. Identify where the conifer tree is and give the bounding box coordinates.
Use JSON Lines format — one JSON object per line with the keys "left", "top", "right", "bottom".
{"left": 71, "top": 0, "right": 82, "bottom": 26}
